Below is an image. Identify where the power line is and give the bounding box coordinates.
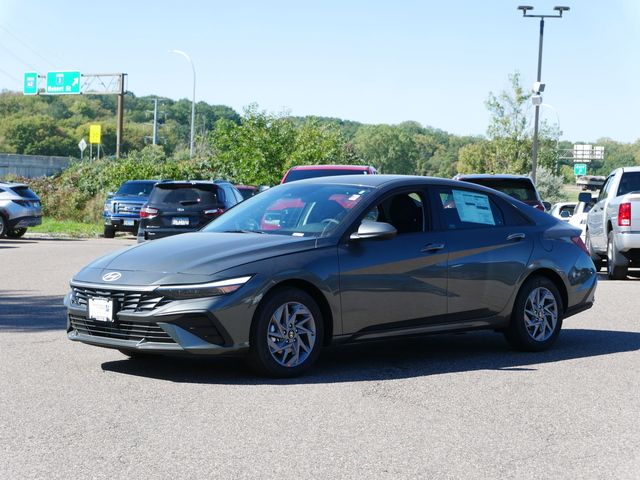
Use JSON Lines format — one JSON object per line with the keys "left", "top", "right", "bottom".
{"left": 0, "top": 23, "right": 63, "bottom": 68}
{"left": 0, "top": 42, "right": 39, "bottom": 71}
{"left": 0, "top": 66, "right": 21, "bottom": 86}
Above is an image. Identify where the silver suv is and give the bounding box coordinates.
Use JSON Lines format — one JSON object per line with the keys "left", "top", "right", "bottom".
{"left": 0, "top": 182, "right": 43, "bottom": 238}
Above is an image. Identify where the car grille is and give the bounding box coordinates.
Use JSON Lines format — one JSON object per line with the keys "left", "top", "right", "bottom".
{"left": 114, "top": 202, "right": 142, "bottom": 215}
{"left": 69, "top": 315, "right": 175, "bottom": 343}
{"left": 71, "top": 286, "right": 171, "bottom": 312}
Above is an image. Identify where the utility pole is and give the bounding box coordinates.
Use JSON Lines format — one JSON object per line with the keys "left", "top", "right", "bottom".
{"left": 115, "top": 73, "right": 126, "bottom": 158}
{"left": 152, "top": 98, "right": 159, "bottom": 145}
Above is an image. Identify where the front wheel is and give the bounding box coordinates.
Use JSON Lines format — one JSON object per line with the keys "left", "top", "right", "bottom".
{"left": 504, "top": 276, "right": 563, "bottom": 352}
{"left": 607, "top": 231, "right": 628, "bottom": 280}
{"left": 0, "top": 215, "right": 7, "bottom": 237}
{"left": 247, "top": 288, "right": 324, "bottom": 377}
{"left": 6, "top": 228, "right": 27, "bottom": 238}
{"left": 104, "top": 226, "right": 115, "bottom": 238}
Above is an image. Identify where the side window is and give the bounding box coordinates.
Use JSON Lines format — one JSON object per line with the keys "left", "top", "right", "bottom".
{"left": 363, "top": 191, "right": 427, "bottom": 234}
{"left": 435, "top": 187, "right": 505, "bottom": 230}
{"left": 598, "top": 176, "right": 612, "bottom": 201}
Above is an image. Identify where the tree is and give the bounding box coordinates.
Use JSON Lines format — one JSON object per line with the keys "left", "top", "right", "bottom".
{"left": 353, "top": 125, "right": 417, "bottom": 174}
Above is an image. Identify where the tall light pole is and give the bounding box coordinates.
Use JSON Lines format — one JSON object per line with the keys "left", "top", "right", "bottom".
{"left": 169, "top": 49, "right": 196, "bottom": 158}
{"left": 517, "top": 5, "right": 569, "bottom": 183}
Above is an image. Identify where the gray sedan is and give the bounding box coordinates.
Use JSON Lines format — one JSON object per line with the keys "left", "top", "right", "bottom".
{"left": 65, "top": 175, "right": 597, "bottom": 377}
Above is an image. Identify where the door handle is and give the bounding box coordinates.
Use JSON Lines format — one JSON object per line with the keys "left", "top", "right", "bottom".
{"left": 507, "top": 233, "right": 526, "bottom": 241}
{"left": 421, "top": 243, "right": 445, "bottom": 252}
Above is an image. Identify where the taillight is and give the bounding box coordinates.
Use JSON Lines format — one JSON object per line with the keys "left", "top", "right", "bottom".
{"left": 140, "top": 205, "right": 158, "bottom": 219}
{"left": 204, "top": 208, "right": 224, "bottom": 216}
{"left": 618, "top": 203, "right": 631, "bottom": 227}
{"left": 571, "top": 236, "right": 590, "bottom": 255}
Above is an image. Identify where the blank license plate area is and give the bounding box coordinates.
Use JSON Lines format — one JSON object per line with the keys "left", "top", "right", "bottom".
{"left": 88, "top": 297, "right": 114, "bottom": 322}
{"left": 172, "top": 217, "right": 189, "bottom": 226}
{"left": 123, "top": 219, "right": 135, "bottom": 226}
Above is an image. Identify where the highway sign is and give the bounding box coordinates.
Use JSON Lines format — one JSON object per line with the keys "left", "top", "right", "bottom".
{"left": 574, "top": 163, "right": 587, "bottom": 176}
{"left": 23, "top": 72, "right": 38, "bottom": 95}
{"left": 46, "top": 71, "right": 81, "bottom": 95}
{"left": 89, "top": 125, "right": 101, "bottom": 144}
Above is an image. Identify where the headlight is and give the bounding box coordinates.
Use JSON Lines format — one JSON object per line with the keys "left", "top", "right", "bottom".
{"left": 155, "top": 276, "right": 252, "bottom": 300}
{"left": 104, "top": 202, "right": 113, "bottom": 213}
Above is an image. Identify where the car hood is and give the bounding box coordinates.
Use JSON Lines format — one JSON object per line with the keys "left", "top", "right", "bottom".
{"left": 73, "top": 232, "right": 316, "bottom": 285}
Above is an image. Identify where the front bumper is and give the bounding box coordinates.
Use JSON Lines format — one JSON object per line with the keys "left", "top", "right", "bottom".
{"left": 65, "top": 286, "right": 253, "bottom": 356}
{"left": 104, "top": 216, "right": 140, "bottom": 233}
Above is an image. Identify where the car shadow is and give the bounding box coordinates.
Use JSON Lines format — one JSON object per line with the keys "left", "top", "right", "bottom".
{"left": 100, "top": 328, "right": 640, "bottom": 385}
{"left": 597, "top": 271, "right": 640, "bottom": 281}
{"left": 0, "top": 291, "right": 66, "bottom": 331}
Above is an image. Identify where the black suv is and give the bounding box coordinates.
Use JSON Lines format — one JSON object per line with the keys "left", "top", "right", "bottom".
{"left": 137, "top": 180, "right": 243, "bottom": 242}
{"left": 454, "top": 174, "right": 547, "bottom": 211}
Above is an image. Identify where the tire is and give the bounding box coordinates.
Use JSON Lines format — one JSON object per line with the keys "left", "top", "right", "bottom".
{"left": 585, "top": 230, "right": 603, "bottom": 271}
{"left": 607, "top": 231, "right": 628, "bottom": 280}
{"left": 247, "top": 288, "right": 324, "bottom": 378}
{"left": 504, "top": 275, "right": 564, "bottom": 352}
{"left": 104, "top": 226, "right": 116, "bottom": 238}
{"left": 0, "top": 214, "right": 7, "bottom": 238}
{"left": 6, "top": 228, "right": 27, "bottom": 239}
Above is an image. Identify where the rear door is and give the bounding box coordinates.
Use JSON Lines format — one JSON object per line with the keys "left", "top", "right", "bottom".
{"left": 587, "top": 174, "right": 614, "bottom": 251}
{"left": 431, "top": 186, "right": 534, "bottom": 321}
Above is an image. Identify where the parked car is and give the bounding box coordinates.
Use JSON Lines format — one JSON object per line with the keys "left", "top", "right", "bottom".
{"left": 568, "top": 194, "right": 597, "bottom": 242}
{"left": 235, "top": 184, "right": 259, "bottom": 201}
{"left": 0, "top": 181, "right": 42, "bottom": 238}
{"left": 137, "top": 180, "right": 242, "bottom": 242}
{"left": 103, "top": 180, "right": 158, "bottom": 238}
{"left": 585, "top": 166, "right": 640, "bottom": 279}
{"left": 454, "top": 174, "right": 547, "bottom": 211}
{"left": 281, "top": 164, "right": 378, "bottom": 183}
{"left": 66, "top": 174, "right": 596, "bottom": 377}
{"left": 549, "top": 202, "right": 577, "bottom": 221}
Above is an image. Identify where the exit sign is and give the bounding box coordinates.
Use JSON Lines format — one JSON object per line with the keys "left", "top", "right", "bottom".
{"left": 46, "top": 71, "right": 81, "bottom": 95}
{"left": 23, "top": 72, "right": 38, "bottom": 95}
{"left": 574, "top": 163, "right": 587, "bottom": 176}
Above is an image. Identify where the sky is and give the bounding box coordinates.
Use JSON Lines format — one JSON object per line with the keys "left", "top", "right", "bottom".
{"left": 1, "top": 0, "right": 639, "bottom": 143}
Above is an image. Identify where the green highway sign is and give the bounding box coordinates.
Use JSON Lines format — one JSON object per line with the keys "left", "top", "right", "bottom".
{"left": 574, "top": 163, "right": 587, "bottom": 176}
{"left": 23, "top": 72, "right": 38, "bottom": 95}
{"left": 46, "top": 71, "right": 81, "bottom": 95}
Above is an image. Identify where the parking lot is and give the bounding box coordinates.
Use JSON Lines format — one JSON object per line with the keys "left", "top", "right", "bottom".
{"left": 1, "top": 236, "right": 639, "bottom": 479}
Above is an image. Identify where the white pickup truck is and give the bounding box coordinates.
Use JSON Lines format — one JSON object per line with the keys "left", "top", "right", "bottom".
{"left": 585, "top": 166, "right": 640, "bottom": 279}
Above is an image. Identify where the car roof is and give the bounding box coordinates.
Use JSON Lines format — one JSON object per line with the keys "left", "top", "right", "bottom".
{"left": 454, "top": 173, "right": 533, "bottom": 181}
{"left": 283, "top": 174, "right": 481, "bottom": 189}
{"left": 287, "top": 165, "right": 374, "bottom": 171}
{"left": 123, "top": 179, "right": 158, "bottom": 184}
{"left": 0, "top": 181, "right": 28, "bottom": 188}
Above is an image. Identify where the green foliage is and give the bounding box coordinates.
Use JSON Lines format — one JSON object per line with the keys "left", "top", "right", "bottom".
{"left": 535, "top": 166, "right": 566, "bottom": 203}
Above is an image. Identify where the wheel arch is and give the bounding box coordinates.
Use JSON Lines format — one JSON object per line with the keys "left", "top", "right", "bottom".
{"left": 521, "top": 268, "right": 568, "bottom": 314}
{"left": 253, "top": 279, "right": 335, "bottom": 346}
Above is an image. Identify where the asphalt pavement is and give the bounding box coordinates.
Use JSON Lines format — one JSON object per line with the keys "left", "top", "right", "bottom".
{"left": 1, "top": 236, "right": 639, "bottom": 479}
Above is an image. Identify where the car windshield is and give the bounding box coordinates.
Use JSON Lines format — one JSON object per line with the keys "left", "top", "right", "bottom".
{"left": 466, "top": 178, "right": 538, "bottom": 202}
{"left": 149, "top": 184, "right": 220, "bottom": 206}
{"left": 284, "top": 168, "right": 368, "bottom": 183}
{"left": 204, "top": 182, "right": 374, "bottom": 237}
{"left": 117, "top": 181, "right": 156, "bottom": 196}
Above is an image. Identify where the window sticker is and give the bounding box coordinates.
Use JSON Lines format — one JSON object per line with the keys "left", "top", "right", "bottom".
{"left": 451, "top": 190, "right": 495, "bottom": 225}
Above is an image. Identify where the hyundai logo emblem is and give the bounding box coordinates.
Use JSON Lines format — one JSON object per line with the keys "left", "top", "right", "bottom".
{"left": 102, "top": 272, "right": 122, "bottom": 282}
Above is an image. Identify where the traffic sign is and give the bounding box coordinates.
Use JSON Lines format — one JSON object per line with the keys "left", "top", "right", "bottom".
{"left": 78, "top": 138, "right": 87, "bottom": 152}
{"left": 23, "top": 72, "right": 38, "bottom": 95}
{"left": 89, "top": 125, "right": 101, "bottom": 144}
{"left": 574, "top": 163, "right": 587, "bottom": 176}
{"left": 46, "top": 71, "right": 81, "bottom": 95}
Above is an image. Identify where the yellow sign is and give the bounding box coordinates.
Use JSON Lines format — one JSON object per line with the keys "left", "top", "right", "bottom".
{"left": 89, "top": 124, "right": 101, "bottom": 144}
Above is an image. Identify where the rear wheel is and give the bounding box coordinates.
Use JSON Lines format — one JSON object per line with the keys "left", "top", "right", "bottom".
{"left": 104, "top": 226, "right": 115, "bottom": 238}
{"left": 247, "top": 288, "right": 324, "bottom": 377}
{"left": 607, "top": 231, "right": 628, "bottom": 280}
{"left": 504, "top": 276, "right": 563, "bottom": 352}
{"left": 0, "top": 215, "right": 7, "bottom": 237}
{"left": 585, "top": 230, "right": 603, "bottom": 271}
{"left": 6, "top": 228, "right": 27, "bottom": 238}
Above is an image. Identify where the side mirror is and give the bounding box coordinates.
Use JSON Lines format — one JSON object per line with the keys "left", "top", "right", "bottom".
{"left": 350, "top": 221, "right": 397, "bottom": 241}
{"left": 578, "top": 192, "right": 592, "bottom": 203}
{"left": 560, "top": 210, "right": 571, "bottom": 218}
{"left": 542, "top": 201, "right": 551, "bottom": 211}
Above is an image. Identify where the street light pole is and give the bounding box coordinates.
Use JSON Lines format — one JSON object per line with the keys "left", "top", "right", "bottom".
{"left": 517, "top": 5, "right": 569, "bottom": 183}
{"left": 169, "top": 49, "right": 196, "bottom": 158}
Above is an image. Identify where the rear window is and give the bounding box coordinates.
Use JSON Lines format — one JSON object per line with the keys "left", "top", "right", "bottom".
{"left": 149, "top": 185, "right": 220, "bottom": 206}
{"left": 284, "top": 168, "right": 370, "bottom": 183}
{"left": 461, "top": 178, "right": 538, "bottom": 202}
{"left": 117, "top": 181, "right": 155, "bottom": 196}
{"left": 11, "top": 186, "right": 39, "bottom": 199}
{"left": 617, "top": 172, "right": 640, "bottom": 196}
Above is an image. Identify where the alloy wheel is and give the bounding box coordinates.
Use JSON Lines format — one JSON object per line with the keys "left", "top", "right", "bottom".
{"left": 267, "top": 301, "right": 317, "bottom": 368}
{"left": 523, "top": 287, "right": 558, "bottom": 342}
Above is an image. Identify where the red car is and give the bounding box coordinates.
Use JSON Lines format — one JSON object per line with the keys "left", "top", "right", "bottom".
{"left": 281, "top": 165, "right": 378, "bottom": 184}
